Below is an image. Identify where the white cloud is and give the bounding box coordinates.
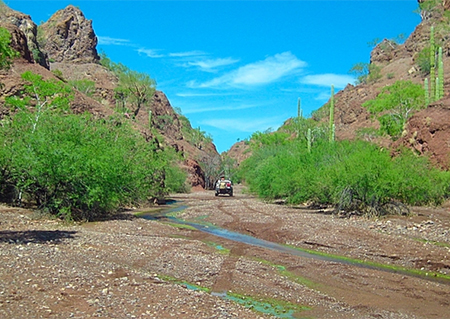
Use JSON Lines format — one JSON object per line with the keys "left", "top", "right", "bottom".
{"left": 169, "top": 51, "right": 207, "bottom": 57}
{"left": 190, "top": 52, "right": 306, "bottom": 88}
{"left": 232, "top": 52, "right": 305, "bottom": 85}
{"left": 136, "top": 48, "right": 164, "bottom": 58}
{"left": 187, "top": 57, "right": 239, "bottom": 71}
{"left": 302, "top": 73, "right": 355, "bottom": 88}
{"left": 97, "top": 36, "right": 130, "bottom": 46}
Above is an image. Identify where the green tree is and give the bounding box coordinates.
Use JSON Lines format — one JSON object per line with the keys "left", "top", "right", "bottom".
{"left": 417, "top": 46, "right": 432, "bottom": 74}
{"left": 6, "top": 71, "right": 73, "bottom": 133}
{"left": 69, "top": 79, "right": 96, "bottom": 97}
{"left": 115, "top": 68, "right": 156, "bottom": 117}
{"left": 189, "top": 126, "right": 213, "bottom": 149}
{"left": 329, "top": 85, "right": 335, "bottom": 143}
{"left": 100, "top": 51, "right": 156, "bottom": 117}
{"left": 1, "top": 72, "right": 186, "bottom": 220}
{"left": 362, "top": 80, "right": 425, "bottom": 139}
{"left": 349, "top": 62, "right": 382, "bottom": 84}
{"left": 430, "top": 26, "right": 436, "bottom": 101}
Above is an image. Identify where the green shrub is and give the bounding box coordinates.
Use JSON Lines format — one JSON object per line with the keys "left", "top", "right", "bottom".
{"left": 0, "top": 71, "right": 186, "bottom": 220}
{"left": 69, "top": 79, "right": 96, "bottom": 97}
{"left": 0, "top": 27, "right": 20, "bottom": 70}
{"left": 52, "top": 69, "right": 65, "bottom": 81}
{"left": 239, "top": 137, "right": 450, "bottom": 216}
{"left": 349, "top": 63, "right": 382, "bottom": 84}
{"left": 311, "top": 103, "right": 329, "bottom": 121}
{"left": 0, "top": 111, "right": 184, "bottom": 220}
{"left": 363, "top": 80, "right": 425, "bottom": 139}
{"left": 417, "top": 46, "right": 432, "bottom": 74}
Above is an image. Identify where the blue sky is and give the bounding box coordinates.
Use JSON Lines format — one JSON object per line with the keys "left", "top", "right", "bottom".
{"left": 6, "top": 0, "right": 421, "bottom": 153}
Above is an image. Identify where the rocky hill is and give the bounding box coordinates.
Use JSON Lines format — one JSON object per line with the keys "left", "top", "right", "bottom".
{"left": 226, "top": 0, "right": 450, "bottom": 170}
{"left": 331, "top": 0, "right": 450, "bottom": 169}
{"left": 0, "top": 3, "right": 219, "bottom": 188}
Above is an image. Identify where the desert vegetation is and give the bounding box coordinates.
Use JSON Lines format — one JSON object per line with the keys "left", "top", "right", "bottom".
{"left": 0, "top": 29, "right": 186, "bottom": 221}
{"left": 238, "top": 129, "right": 450, "bottom": 217}
{"left": 238, "top": 78, "right": 450, "bottom": 217}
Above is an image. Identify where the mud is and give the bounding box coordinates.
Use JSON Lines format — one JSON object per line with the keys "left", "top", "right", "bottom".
{"left": 0, "top": 185, "right": 449, "bottom": 318}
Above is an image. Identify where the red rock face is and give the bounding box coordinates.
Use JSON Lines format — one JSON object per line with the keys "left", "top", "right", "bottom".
{"left": 0, "top": 23, "right": 33, "bottom": 63}
{"left": 394, "top": 101, "right": 450, "bottom": 169}
{"left": 0, "top": 4, "right": 49, "bottom": 68}
{"left": 39, "top": 5, "right": 99, "bottom": 63}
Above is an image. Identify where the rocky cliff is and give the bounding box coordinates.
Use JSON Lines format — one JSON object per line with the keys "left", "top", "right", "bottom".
{"left": 227, "top": 0, "right": 450, "bottom": 170}
{"left": 0, "top": 3, "right": 219, "bottom": 188}
{"left": 331, "top": 0, "right": 450, "bottom": 168}
{"left": 39, "top": 5, "right": 99, "bottom": 64}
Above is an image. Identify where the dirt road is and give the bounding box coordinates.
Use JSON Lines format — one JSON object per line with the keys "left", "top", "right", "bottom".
{"left": 1, "top": 186, "right": 449, "bottom": 318}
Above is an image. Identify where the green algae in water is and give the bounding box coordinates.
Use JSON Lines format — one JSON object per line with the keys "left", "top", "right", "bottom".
{"left": 164, "top": 222, "right": 197, "bottom": 230}
{"left": 254, "top": 257, "right": 318, "bottom": 289}
{"left": 159, "top": 274, "right": 309, "bottom": 318}
{"left": 204, "top": 241, "right": 230, "bottom": 254}
{"left": 158, "top": 275, "right": 210, "bottom": 293}
{"left": 215, "top": 292, "right": 310, "bottom": 318}
{"left": 285, "top": 244, "right": 450, "bottom": 282}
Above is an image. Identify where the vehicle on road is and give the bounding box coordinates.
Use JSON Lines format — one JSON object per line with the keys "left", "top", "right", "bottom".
{"left": 215, "top": 178, "right": 233, "bottom": 197}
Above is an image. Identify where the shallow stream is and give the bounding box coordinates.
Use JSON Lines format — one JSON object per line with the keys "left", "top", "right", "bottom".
{"left": 139, "top": 202, "right": 450, "bottom": 284}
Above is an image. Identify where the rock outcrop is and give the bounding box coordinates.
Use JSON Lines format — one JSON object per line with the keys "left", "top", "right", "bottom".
{"left": 393, "top": 100, "right": 450, "bottom": 169}
{"left": 39, "top": 5, "right": 99, "bottom": 63}
{"left": 324, "top": 0, "right": 450, "bottom": 168}
{"left": 0, "top": 2, "right": 48, "bottom": 68}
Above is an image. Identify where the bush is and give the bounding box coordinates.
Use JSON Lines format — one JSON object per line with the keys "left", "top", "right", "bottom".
{"left": 363, "top": 80, "right": 425, "bottom": 139}
{"left": 69, "top": 79, "right": 96, "bottom": 97}
{"left": 0, "top": 27, "right": 19, "bottom": 70}
{"left": 0, "top": 111, "right": 183, "bottom": 220}
{"left": 416, "top": 46, "right": 432, "bottom": 74}
{"left": 349, "top": 62, "right": 382, "bottom": 84}
{"left": 239, "top": 137, "right": 450, "bottom": 216}
{"left": 0, "top": 71, "right": 186, "bottom": 220}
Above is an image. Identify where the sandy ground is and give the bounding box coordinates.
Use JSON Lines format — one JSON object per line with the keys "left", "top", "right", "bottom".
{"left": 1, "top": 185, "right": 449, "bottom": 318}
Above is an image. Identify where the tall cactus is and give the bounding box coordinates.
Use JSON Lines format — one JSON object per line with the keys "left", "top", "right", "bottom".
{"left": 329, "top": 85, "right": 335, "bottom": 143}
{"left": 435, "top": 77, "right": 440, "bottom": 101}
{"left": 424, "top": 78, "right": 430, "bottom": 106}
{"left": 430, "top": 26, "right": 436, "bottom": 102}
{"left": 297, "top": 97, "right": 302, "bottom": 118}
{"left": 438, "top": 46, "right": 444, "bottom": 99}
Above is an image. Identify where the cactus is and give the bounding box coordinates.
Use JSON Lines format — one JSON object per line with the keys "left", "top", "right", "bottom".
{"left": 430, "top": 26, "right": 436, "bottom": 102}
{"left": 307, "top": 128, "right": 311, "bottom": 153}
{"left": 297, "top": 97, "right": 302, "bottom": 118}
{"left": 438, "top": 46, "right": 444, "bottom": 99}
{"left": 329, "top": 85, "right": 335, "bottom": 143}
{"left": 436, "top": 77, "right": 440, "bottom": 101}
{"left": 424, "top": 78, "right": 430, "bottom": 106}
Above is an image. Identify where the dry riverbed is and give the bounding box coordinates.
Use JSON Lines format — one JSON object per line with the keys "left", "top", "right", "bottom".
{"left": 1, "top": 185, "right": 449, "bottom": 318}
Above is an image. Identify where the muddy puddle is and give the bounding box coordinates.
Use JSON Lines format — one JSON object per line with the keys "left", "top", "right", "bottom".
{"left": 139, "top": 202, "right": 450, "bottom": 285}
